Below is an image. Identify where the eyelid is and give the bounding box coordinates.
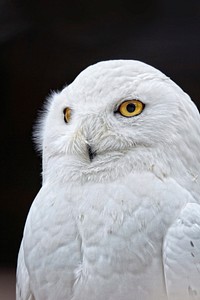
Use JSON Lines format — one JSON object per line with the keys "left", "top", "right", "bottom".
{"left": 114, "top": 98, "right": 138, "bottom": 111}
{"left": 114, "top": 99, "right": 128, "bottom": 113}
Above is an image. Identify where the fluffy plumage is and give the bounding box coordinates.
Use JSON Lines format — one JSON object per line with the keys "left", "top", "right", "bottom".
{"left": 16, "top": 60, "right": 200, "bottom": 300}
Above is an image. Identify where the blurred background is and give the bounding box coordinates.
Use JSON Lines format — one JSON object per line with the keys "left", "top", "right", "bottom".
{"left": 0, "top": 0, "right": 200, "bottom": 298}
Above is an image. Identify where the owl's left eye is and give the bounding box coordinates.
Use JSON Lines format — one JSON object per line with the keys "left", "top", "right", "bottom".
{"left": 63, "top": 107, "right": 71, "bottom": 123}
{"left": 117, "top": 100, "right": 144, "bottom": 117}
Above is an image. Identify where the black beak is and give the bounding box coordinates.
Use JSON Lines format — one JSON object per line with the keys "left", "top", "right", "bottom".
{"left": 87, "top": 144, "right": 96, "bottom": 161}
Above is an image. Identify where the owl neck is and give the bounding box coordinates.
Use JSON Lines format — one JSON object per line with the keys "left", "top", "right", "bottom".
{"left": 42, "top": 145, "right": 171, "bottom": 183}
{"left": 42, "top": 140, "right": 200, "bottom": 203}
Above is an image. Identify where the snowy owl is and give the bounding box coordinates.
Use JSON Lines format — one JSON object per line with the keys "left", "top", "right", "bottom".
{"left": 16, "top": 60, "right": 200, "bottom": 300}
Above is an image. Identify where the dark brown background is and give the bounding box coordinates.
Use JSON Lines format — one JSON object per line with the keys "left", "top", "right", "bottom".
{"left": 1, "top": 0, "right": 200, "bottom": 271}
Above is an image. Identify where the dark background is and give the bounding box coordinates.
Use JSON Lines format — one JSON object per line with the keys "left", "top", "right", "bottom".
{"left": 1, "top": 0, "right": 200, "bottom": 268}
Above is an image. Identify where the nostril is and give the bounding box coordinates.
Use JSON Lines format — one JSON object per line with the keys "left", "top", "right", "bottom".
{"left": 87, "top": 144, "right": 96, "bottom": 161}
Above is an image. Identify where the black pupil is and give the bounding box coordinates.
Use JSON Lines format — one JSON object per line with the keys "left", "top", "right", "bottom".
{"left": 126, "top": 103, "right": 136, "bottom": 113}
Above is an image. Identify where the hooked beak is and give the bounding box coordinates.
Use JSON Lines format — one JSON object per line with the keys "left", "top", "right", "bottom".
{"left": 87, "top": 143, "right": 96, "bottom": 162}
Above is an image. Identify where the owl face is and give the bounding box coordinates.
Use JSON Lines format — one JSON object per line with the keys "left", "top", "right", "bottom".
{"left": 36, "top": 60, "right": 200, "bottom": 182}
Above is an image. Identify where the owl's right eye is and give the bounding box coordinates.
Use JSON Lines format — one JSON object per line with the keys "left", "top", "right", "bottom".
{"left": 63, "top": 107, "right": 71, "bottom": 123}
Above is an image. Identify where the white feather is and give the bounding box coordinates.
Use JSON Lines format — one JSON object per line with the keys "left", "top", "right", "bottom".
{"left": 17, "top": 60, "right": 200, "bottom": 300}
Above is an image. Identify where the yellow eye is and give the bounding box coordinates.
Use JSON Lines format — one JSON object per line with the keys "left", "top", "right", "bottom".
{"left": 63, "top": 107, "right": 71, "bottom": 123}
{"left": 118, "top": 100, "right": 144, "bottom": 117}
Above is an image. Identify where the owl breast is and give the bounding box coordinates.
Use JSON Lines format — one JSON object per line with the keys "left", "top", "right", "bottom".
{"left": 24, "top": 171, "right": 188, "bottom": 300}
{"left": 71, "top": 171, "right": 187, "bottom": 300}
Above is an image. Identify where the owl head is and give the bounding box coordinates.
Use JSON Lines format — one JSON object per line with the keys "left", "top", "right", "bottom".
{"left": 34, "top": 60, "right": 200, "bottom": 184}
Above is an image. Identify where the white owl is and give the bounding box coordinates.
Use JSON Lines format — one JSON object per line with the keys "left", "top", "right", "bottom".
{"left": 16, "top": 60, "right": 200, "bottom": 300}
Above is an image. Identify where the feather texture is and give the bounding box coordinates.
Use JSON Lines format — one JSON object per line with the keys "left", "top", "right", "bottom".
{"left": 17, "top": 60, "right": 200, "bottom": 300}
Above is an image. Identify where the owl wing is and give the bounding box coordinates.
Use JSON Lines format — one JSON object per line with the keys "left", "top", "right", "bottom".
{"left": 16, "top": 185, "right": 82, "bottom": 300}
{"left": 16, "top": 241, "right": 34, "bottom": 300}
{"left": 163, "top": 202, "right": 200, "bottom": 300}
